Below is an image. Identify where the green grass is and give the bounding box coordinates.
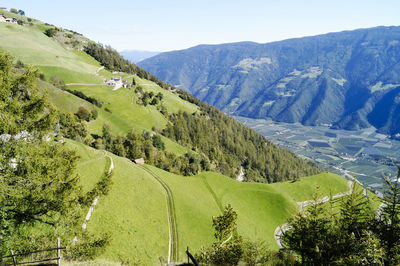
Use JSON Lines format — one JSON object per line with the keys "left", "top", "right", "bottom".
{"left": 40, "top": 81, "right": 96, "bottom": 114}
{"left": 66, "top": 140, "right": 109, "bottom": 192}
{"left": 40, "top": 66, "right": 102, "bottom": 84}
{"left": 64, "top": 84, "right": 198, "bottom": 155}
{"left": 64, "top": 138, "right": 351, "bottom": 264}
{"left": 68, "top": 84, "right": 169, "bottom": 132}
{"left": 86, "top": 156, "right": 169, "bottom": 265}
{"left": 145, "top": 166, "right": 349, "bottom": 255}
{"left": 143, "top": 166, "right": 221, "bottom": 260}
{"left": 66, "top": 140, "right": 169, "bottom": 265}
{"left": 0, "top": 23, "right": 99, "bottom": 83}
{"left": 98, "top": 69, "right": 114, "bottom": 80}
{"left": 135, "top": 76, "right": 198, "bottom": 114}
{"left": 162, "top": 135, "right": 193, "bottom": 156}
{"left": 270, "top": 172, "right": 349, "bottom": 202}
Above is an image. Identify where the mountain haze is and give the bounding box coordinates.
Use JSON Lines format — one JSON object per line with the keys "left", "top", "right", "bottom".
{"left": 120, "top": 50, "right": 159, "bottom": 63}
{"left": 139, "top": 26, "right": 400, "bottom": 137}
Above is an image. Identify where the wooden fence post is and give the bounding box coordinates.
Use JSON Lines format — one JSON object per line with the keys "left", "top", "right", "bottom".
{"left": 10, "top": 250, "right": 16, "bottom": 266}
{"left": 57, "top": 238, "right": 61, "bottom": 266}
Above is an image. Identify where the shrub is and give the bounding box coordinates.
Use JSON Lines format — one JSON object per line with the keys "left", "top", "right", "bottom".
{"left": 76, "top": 106, "right": 90, "bottom": 121}
{"left": 152, "top": 135, "right": 165, "bottom": 151}
{"left": 49, "top": 75, "right": 66, "bottom": 89}
{"left": 44, "top": 28, "right": 57, "bottom": 37}
{"left": 91, "top": 109, "right": 98, "bottom": 120}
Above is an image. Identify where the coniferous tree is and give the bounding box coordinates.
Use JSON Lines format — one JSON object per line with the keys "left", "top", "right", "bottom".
{"left": 197, "top": 205, "right": 243, "bottom": 265}
{"left": 375, "top": 167, "right": 400, "bottom": 265}
{"left": 0, "top": 52, "right": 84, "bottom": 257}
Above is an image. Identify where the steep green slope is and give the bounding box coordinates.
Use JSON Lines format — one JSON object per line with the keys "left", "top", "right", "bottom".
{"left": 66, "top": 139, "right": 349, "bottom": 263}
{"left": 144, "top": 166, "right": 348, "bottom": 254}
{"left": 67, "top": 140, "right": 169, "bottom": 265}
{"left": 0, "top": 23, "right": 102, "bottom": 84}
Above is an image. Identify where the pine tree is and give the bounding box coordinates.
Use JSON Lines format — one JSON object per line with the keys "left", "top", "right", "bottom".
{"left": 376, "top": 167, "right": 400, "bottom": 264}
{"left": 0, "top": 52, "right": 84, "bottom": 256}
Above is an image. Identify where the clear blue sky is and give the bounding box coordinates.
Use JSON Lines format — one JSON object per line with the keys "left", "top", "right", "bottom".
{"left": 2, "top": 0, "right": 399, "bottom": 52}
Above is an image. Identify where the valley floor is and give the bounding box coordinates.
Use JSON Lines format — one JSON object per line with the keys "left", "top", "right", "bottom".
{"left": 235, "top": 116, "right": 400, "bottom": 194}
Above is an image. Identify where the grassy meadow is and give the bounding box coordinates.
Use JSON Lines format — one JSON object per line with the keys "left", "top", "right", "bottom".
{"left": 67, "top": 138, "right": 350, "bottom": 264}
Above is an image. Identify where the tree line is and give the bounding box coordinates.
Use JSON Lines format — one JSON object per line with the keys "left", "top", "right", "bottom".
{"left": 163, "top": 110, "right": 320, "bottom": 182}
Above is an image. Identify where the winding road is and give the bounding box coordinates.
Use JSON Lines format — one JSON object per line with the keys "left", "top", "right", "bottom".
{"left": 138, "top": 165, "right": 179, "bottom": 264}
{"left": 275, "top": 180, "right": 354, "bottom": 248}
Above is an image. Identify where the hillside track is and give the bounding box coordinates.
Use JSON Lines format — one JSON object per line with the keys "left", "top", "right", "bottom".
{"left": 275, "top": 180, "right": 353, "bottom": 248}
{"left": 201, "top": 175, "right": 224, "bottom": 212}
{"left": 82, "top": 152, "right": 114, "bottom": 230}
{"left": 139, "top": 165, "right": 179, "bottom": 263}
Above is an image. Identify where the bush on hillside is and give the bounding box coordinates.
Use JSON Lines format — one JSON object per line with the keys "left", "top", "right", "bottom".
{"left": 76, "top": 106, "right": 90, "bottom": 121}
{"left": 44, "top": 28, "right": 57, "bottom": 38}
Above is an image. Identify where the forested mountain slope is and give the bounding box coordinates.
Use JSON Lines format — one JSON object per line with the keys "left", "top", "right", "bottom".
{"left": 139, "top": 26, "right": 400, "bottom": 137}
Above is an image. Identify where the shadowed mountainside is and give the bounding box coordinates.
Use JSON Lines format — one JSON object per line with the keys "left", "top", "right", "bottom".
{"left": 139, "top": 26, "right": 400, "bottom": 137}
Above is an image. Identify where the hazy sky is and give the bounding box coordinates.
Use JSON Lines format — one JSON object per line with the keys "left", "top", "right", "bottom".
{"left": 2, "top": 0, "right": 399, "bottom": 52}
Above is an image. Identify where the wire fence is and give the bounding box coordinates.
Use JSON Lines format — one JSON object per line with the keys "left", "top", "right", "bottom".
{"left": 1, "top": 238, "right": 66, "bottom": 266}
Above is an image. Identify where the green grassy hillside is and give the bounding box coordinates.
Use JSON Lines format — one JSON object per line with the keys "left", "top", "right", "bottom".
{"left": 66, "top": 139, "right": 349, "bottom": 264}
{"left": 0, "top": 23, "right": 102, "bottom": 84}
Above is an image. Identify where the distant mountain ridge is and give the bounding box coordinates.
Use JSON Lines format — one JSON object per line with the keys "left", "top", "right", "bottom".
{"left": 139, "top": 26, "right": 400, "bottom": 137}
{"left": 120, "top": 50, "right": 159, "bottom": 63}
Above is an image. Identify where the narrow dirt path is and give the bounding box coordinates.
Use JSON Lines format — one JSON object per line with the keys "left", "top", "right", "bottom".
{"left": 65, "top": 83, "right": 103, "bottom": 86}
{"left": 96, "top": 66, "right": 104, "bottom": 74}
{"left": 236, "top": 166, "right": 244, "bottom": 182}
{"left": 82, "top": 152, "right": 114, "bottom": 230}
{"left": 138, "top": 165, "right": 178, "bottom": 263}
{"left": 73, "top": 153, "right": 114, "bottom": 244}
{"left": 275, "top": 180, "right": 353, "bottom": 248}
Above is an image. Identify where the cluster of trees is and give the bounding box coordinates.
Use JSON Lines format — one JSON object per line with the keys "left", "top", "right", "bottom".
{"left": 84, "top": 43, "right": 148, "bottom": 77}
{"left": 163, "top": 110, "right": 320, "bottom": 183}
{"left": 282, "top": 170, "right": 400, "bottom": 265}
{"left": 134, "top": 86, "right": 164, "bottom": 107}
{"left": 196, "top": 205, "right": 295, "bottom": 265}
{"left": 96, "top": 125, "right": 211, "bottom": 176}
{"left": 59, "top": 111, "right": 90, "bottom": 143}
{"left": 9, "top": 8, "right": 25, "bottom": 16}
{"left": 0, "top": 52, "right": 109, "bottom": 261}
